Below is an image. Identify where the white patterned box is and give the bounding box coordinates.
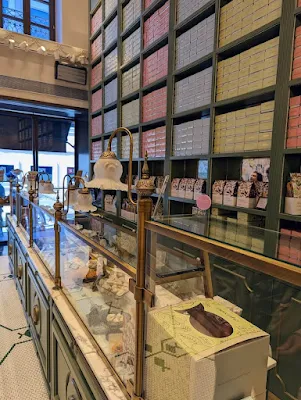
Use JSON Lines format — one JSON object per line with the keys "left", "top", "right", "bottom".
{"left": 122, "top": 99, "right": 140, "bottom": 127}
{"left": 104, "top": 108, "right": 118, "bottom": 133}
{"left": 122, "top": 28, "right": 141, "bottom": 65}
{"left": 144, "top": 298, "right": 269, "bottom": 400}
{"left": 122, "top": 63, "right": 140, "bottom": 97}
{"left": 104, "top": 47, "right": 118, "bottom": 77}
{"left": 104, "top": 16, "right": 118, "bottom": 49}
{"left": 123, "top": 0, "right": 141, "bottom": 31}
{"left": 105, "top": 78, "right": 118, "bottom": 106}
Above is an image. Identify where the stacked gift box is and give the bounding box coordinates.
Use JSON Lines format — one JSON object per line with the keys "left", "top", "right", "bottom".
{"left": 214, "top": 101, "right": 275, "bottom": 153}
{"left": 91, "top": 34, "right": 102, "bottom": 62}
{"left": 105, "top": 78, "right": 118, "bottom": 106}
{"left": 122, "top": 99, "right": 140, "bottom": 127}
{"left": 219, "top": 0, "right": 282, "bottom": 48}
{"left": 104, "top": 16, "right": 118, "bottom": 49}
{"left": 104, "top": 108, "right": 118, "bottom": 133}
{"left": 122, "top": 28, "right": 141, "bottom": 65}
{"left": 174, "top": 67, "right": 212, "bottom": 114}
{"left": 142, "top": 87, "right": 167, "bottom": 122}
{"left": 105, "top": 0, "right": 117, "bottom": 19}
{"left": 92, "top": 140, "right": 102, "bottom": 160}
{"left": 122, "top": 64, "right": 140, "bottom": 97}
{"left": 121, "top": 132, "right": 139, "bottom": 158}
{"left": 104, "top": 48, "right": 118, "bottom": 77}
{"left": 171, "top": 178, "right": 206, "bottom": 200}
{"left": 91, "top": 62, "right": 102, "bottom": 88}
{"left": 287, "top": 96, "right": 301, "bottom": 148}
{"left": 176, "top": 0, "right": 212, "bottom": 24}
{"left": 278, "top": 228, "right": 301, "bottom": 266}
{"left": 91, "top": 115, "right": 102, "bottom": 137}
{"left": 144, "top": 1, "right": 169, "bottom": 49}
{"left": 104, "top": 137, "right": 118, "bottom": 154}
{"left": 123, "top": 0, "right": 141, "bottom": 31}
{"left": 143, "top": 45, "right": 168, "bottom": 87}
{"left": 176, "top": 14, "right": 215, "bottom": 70}
{"left": 173, "top": 118, "right": 210, "bottom": 156}
{"left": 292, "top": 26, "right": 301, "bottom": 80}
{"left": 142, "top": 127, "right": 166, "bottom": 158}
{"left": 216, "top": 37, "right": 279, "bottom": 101}
{"left": 210, "top": 209, "right": 265, "bottom": 252}
{"left": 91, "top": 5, "right": 102, "bottom": 36}
{"left": 91, "top": 89, "right": 103, "bottom": 113}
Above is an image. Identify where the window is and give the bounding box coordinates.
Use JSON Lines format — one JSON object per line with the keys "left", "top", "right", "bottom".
{"left": 0, "top": 0, "right": 55, "bottom": 40}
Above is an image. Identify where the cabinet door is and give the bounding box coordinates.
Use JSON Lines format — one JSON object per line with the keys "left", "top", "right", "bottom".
{"left": 28, "top": 267, "right": 50, "bottom": 381}
{"left": 7, "top": 227, "right": 15, "bottom": 272}
{"left": 15, "top": 241, "right": 27, "bottom": 304}
{"left": 51, "top": 320, "right": 100, "bottom": 400}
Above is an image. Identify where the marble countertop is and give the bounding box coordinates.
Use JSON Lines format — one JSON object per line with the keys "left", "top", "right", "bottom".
{"left": 9, "top": 217, "right": 128, "bottom": 400}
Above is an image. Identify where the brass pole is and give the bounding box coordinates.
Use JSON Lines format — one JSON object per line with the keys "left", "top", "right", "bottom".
{"left": 134, "top": 196, "right": 152, "bottom": 398}
{"left": 53, "top": 194, "right": 63, "bottom": 290}
{"left": 16, "top": 183, "right": 21, "bottom": 226}
{"left": 9, "top": 179, "right": 13, "bottom": 216}
{"left": 28, "top": 186, "right": 35, "bottom": 247}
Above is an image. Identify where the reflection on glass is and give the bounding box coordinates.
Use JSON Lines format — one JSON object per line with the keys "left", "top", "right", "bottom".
{"left": 59, "top": 223, "right": 136, "bottom": 384}
{"left": 30, "top": 0, "right": 50, "bottom": 26}
{"left": 3, "top": 17, "right": 24, "bottom": 33}
{"left": 30, "top": 25, "right": 50, "bottom": 40}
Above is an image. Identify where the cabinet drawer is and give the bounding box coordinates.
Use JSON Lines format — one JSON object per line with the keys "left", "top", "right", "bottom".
{"left": 52, "top": 319, "right": 102, "bottom": 400}
{"left": 28, "top": 267, "right": 50, "bottom": 381}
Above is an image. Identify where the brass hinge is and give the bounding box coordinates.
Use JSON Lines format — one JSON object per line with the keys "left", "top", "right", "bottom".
{"left": 129, "top": 279, "right": 154, "bottom": 307}
{"left": 126, "top": 380, "right": 144, "bottom": 400}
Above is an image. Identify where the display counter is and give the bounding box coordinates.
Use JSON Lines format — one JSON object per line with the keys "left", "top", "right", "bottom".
{"left": 7, "top": 189, "right": 301, "bottom": 400}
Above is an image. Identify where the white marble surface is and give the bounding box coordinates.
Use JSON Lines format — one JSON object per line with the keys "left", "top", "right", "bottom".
{"left": 10, "top": 217, "right": 128, "bottom": 400}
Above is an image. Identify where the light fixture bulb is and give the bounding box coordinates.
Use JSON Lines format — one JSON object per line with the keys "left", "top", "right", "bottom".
{"left": 65, "top": 185, "right": 78, "bottom": 206}
{"left": 37, "top": 45, "right": 46, "bottom": 55}
{"left": 8, "top": 39, "right": 15, "bottom": 49}
{"left": 73, "top": 188, "right": 97, "bottom": 212}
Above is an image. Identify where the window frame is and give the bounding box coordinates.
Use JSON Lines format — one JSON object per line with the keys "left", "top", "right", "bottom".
{"left": 0, "top": 0, "right": 55, "bottom": 41}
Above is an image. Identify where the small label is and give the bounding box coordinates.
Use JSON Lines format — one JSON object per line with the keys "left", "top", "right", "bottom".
{"left": 196, "top": 194, "right": 212, "bottom": 210}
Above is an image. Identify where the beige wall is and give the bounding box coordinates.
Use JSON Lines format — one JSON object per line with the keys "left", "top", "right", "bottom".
{"left": 56, "top": 0, "right": 89, "bottom": 50}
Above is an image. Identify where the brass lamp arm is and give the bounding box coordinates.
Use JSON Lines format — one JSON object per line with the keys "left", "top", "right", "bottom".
{"left": 108, "top": 127, "right": 136, "bottom": 206}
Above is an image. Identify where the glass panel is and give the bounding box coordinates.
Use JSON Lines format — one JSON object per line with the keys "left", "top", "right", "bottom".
{"left": 37, "top": 119, "right": 75, "bottom": 189}
{"left": 20, "top": 193, "right": 30, "bottom": 237}
{"left": 3, "top": 17, "right": 24, "bottom": 33}
{"left": 2, "top": 0, "right": 23, "bottom": 18}
{"left": 59, "top": 222, "right": 136, "bottom": 384}
{"left": 32, "top": 202, "right": 56, "bottom": 276}
{"left": 30, "top": 0, "right": 50, "bottom": 26}
{"left": 30, "top": 24, "right": 50, "bottom": 40}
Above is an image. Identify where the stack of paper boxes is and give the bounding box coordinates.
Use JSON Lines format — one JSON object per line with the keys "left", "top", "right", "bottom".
{"left": 209, "top": 209, "right": 265, "bottom": 252}
{"left": 176, "top": 0, "right": 212, "bottom": 24}
{"left": 122, "top": 0, "right": 141, "bottom": 31}
{"left": 91, "top": 62, "right": 102, "bottom": 88}
{"left": 142, "top": 127, "right": 166, "bottom": 157}
{"left": 91, "top": 34, "right": 102, "bottom": 62}
{"left": 142, "top": 87, "right": 167, "bottom": 122}
{"left": 143, "top": 45, "right": 168, "bottom": 86}
{"left": 105, "top": 78, "right": 117, "bottom": 106}
{"left": 122, "top": 28, "right": 141, "bottom": 65}
{"left": 91, "top": 115, "right": 102, "bottom": 137}
{"left": 174, "top": 67, "right": 213, "bottom": 114}
{"left": 91, "top": 89, "right": 103, "bottom": 113}
{"left": 292, "top": 26, "right": 301, "bottom": 80}
{"left": 144, "top": 2, "right": 169, "bottom": 49}
{"left": 105, "top": 0, "right": 117, "bottom": 19}
{"left": 104, "top": 16, "right": 118, "bottom": 49}
{"left": 104, "top": 47, "right": 118, "bottom": 77}
{"left": 219, "top": 0, "right": 282, "bottom": 47}
{"left": 176, "top": 14, "right": 215, "bottom": 70}
{"left": 216, "top": 37, "right": 279, "bottom": 101}
{"left": 278, "top": 228, "right": 301, "bottom": 266}
{"left": 214, "top": 101, "right": 275, "bottom": 154}
{"left": 122, "top": 99, "right": 140, "bottom": 127}
{"left": 121, "top": 132, "right": 139, "bottom": 158}
{"left": 104, "top": 108, "right": 118, "bottom": 133}
{"left": 122, "top": 64, "right": 140, "bottom": 97}
{"left": 173, "top": 118, "right": 210, "bottom": 156}
{"left": 91, "top": 140, "right": 102, "bottom": 160}
{"left": 91, "top": 5, "right": 102, "bottom": 36}
{"left": 287, "top": 96, "right": 301, "bottom": 148}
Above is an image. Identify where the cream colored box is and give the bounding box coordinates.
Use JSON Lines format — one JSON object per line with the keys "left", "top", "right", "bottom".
{"left": 246, "top": 105, "right": 260, "bottom": 116}
{"left": 257, "top": 140, "right": 271, "bottom": 149}
{"left": 261, "top": 100, "right": 275, "bottom": 112}
{"left": 246, "top": 124, "right": 259, "bottom": 134}
{"left": 145, "top": 298, "right": 269, "bottom": 400}
{"left": 253, "top": 0, "right": 269, "bottom": 10}
{"left": 260, "top": 111, "right": 274, "bottom": 122}
{"left": 244, "top": 142, "right": 258, "bottom": 151}
{"left": 263, "top": 76, "right": 276, "bottom": 87}
{"left": 234, "top": 143, "right": 245, "bottom": 151}
{"left": 260, "top": 121, "right": 273, "bottom": 131}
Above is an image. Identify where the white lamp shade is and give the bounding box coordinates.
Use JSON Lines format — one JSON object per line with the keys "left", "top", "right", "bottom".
{"left": 73, "top": 190, "right": 97, "bottom": 212}
{"left": 39, "top": 180, "right": 55, "bottom": 195}
{"left": 85, "top": 158, "right": 128, "bottom": 191}
{"left": 65, "top": 187, "right": 78, "bottom": 206}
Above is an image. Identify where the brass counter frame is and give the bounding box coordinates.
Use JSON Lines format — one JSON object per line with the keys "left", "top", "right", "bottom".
{"left": 145, "top": 221, "right": 301, "bottom": 287}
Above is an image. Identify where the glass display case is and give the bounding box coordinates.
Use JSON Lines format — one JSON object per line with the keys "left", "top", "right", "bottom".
{"left": 11, "top": 187, "right": 301, "bottom": 400}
